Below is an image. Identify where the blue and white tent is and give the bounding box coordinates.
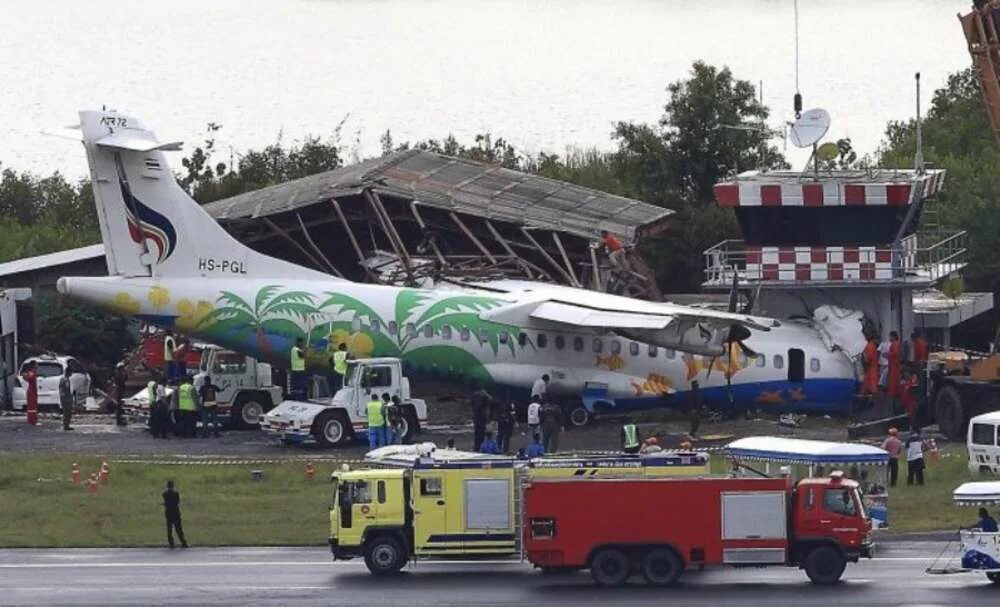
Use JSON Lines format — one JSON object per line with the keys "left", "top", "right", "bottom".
{"left": 725, "top": 436, "right": 889, "bottom": 466}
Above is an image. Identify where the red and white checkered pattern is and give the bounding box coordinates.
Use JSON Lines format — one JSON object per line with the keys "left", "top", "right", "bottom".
{"left": 714, "top": 170, "right": 945, "bottom": 207}
{"left": 745, "top": 246, "right": 896, "bottom": 281}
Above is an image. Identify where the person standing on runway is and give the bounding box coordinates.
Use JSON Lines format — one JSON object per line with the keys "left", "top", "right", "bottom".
{"left": 162, "top": 480, "right": 188, "bottom": 549}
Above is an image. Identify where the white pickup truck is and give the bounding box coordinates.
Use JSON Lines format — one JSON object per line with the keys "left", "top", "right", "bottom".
{"left": 125, "top": 346, "right": 284, "bottom": 429}
{"left": 261, "top": 357, "right": 428, "bottom": 448}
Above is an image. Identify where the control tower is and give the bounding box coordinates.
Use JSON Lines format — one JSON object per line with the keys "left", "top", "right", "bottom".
{"left": 702, "top": 167, "right": 966, "bottom": 342}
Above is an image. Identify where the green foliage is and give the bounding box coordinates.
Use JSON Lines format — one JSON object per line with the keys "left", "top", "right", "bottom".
{"left": 878, "top": 68, "right": 1000, "bottom": 291}
{"left": 0, "top": 168, "right": 99, "bottom": 263}
{"left": 941, "top": 275, "right": 966, "bottom": 301}
{"left": 32, "top": 293, "right": 135, "bottom": 372}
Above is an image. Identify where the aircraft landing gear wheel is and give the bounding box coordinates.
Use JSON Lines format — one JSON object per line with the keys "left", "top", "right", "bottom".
{"left": 568, "top": 405, "right": 590, "bottom": 427}
{"left": 364, "top": 536, "right": 405, "bottom": 576}
{"left": 590, "top": 548, "right": 630, "bottom": 587}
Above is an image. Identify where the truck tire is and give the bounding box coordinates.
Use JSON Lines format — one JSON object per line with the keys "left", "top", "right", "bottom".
{"left": 590, "top": 548, "right": 631, "bottom": 587}
{"left": 314, "top": 410, "right": 352, "bottom": 448}
{"left": 232, "top": 395, "right": 266, "bottom": 430}
{"left": 364, "top": 535, "right": 405, "bottom": 576}
{"left": 804, "top": 546, "right": 846, "bottom": 585}
{"left": 934, "top": 385, "right": 965, "bottom": 440}
{"left": 399, "top": 408, "right": 419, "bottom": 444}
{"left": 642, "top": 548, "right": 683, "bottom": 586}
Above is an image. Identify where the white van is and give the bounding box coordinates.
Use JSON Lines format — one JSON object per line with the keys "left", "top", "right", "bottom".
{"left": 967, "top": 411, "right": 1000, "bottom": 475}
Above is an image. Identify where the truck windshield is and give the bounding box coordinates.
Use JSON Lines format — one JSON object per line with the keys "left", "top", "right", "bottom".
{"left": 344, "top": 364, "right": 360, "bottom": 387}
{"left": 338, "top": 480, "right": 372, "bottom": 508}
{"left": 823, "top": 487, "right": 864, "bottom": 518}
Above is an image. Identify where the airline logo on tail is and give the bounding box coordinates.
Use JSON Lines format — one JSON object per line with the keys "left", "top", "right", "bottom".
{"left": 119, "top": 177, "right": 177, "bottom": 264}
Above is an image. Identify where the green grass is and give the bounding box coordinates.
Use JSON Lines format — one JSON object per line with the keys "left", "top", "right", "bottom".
{"left": 0, "top": 447, "right": 985, "bottom": 547}
{"left": 0, "top": 456, "right": 335, "bottom": 547}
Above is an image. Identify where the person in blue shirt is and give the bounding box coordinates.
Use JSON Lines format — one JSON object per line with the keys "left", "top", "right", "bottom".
{"left": 479, "top": 431, "right": 500, "bottom": 455}
{"left": 526, "top": 433, "right": 545, "bottom": 458}
{"left": 975, "top": 508, "right": 999, "bottom": 532}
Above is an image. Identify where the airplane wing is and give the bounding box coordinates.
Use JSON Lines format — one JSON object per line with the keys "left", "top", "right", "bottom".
{"left": 478, "top": 286, "right": 776, "bottom": 357}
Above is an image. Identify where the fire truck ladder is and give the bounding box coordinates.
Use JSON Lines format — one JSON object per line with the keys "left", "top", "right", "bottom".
{"left": 960, "top": 7, "right": 1000, "bottom": 143}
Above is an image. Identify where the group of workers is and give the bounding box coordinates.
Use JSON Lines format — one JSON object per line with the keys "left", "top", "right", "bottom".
{"left": 880, "top": 427, "right": 931, "bottom": 486}
{"left": 364, "top": 392, "right": 407, "bottom": 450}
{"left": 862, "top": 329, "right": 929, "bottom": 419}
{"left": 145, "top": 374, "right": 224, "bottom": 439}
{"left": 462, "top": 374, "right": 564, "bottom": 456}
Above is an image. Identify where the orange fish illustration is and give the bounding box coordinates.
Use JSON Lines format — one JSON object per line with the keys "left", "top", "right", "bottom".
{"left": 682, "top": 354, "right": 708, "bottom": 380}
{"left": 788, "top": 387, "right": 807, "bottom": 401}
{"left": 714, "top": 343, "right": 750, "bottom": 379}
{"left": 596, "top": 354, "right": 625, "bottom": 371}
{"left": 632, "top": 373, "right": 675, "bottom": 396}
{"left": 756, "top": 390, "right": 786, "bottom": 405}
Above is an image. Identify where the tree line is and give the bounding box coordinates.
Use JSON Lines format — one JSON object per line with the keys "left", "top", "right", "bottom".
{"left": 1, "top": 61, "right": 993, "bottom": 297}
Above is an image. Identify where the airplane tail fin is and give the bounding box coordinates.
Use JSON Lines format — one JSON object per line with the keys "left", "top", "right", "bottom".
{"left": 78, "top": 110, "right": 332, "bottom": 280}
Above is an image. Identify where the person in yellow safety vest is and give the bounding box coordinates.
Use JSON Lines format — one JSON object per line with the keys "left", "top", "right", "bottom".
{"left": 163, "top": 332, "right": 178, "bottom": 381}
{"left": 365, "top": 392, "right": 386, "bottom": 451}
{"left": 172, "top": 376, "right": 200, "bottom": 438}
{"left": 622, "top": 421, "right": 641, "bottom": 454}
{"left": 289, "top": 338, "right": 306, "bottom": 399}
{"left": 329, "top": 343, "right": 349, "bottom": 392}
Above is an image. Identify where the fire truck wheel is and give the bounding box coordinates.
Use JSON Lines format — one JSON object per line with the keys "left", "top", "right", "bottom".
{"left": 589, "top": 548, "right": 631, "bottom": 587}
{"left": 232, "top": 397, "right": 265, "bottom": 430}
{"left": 933, "top": 385, "right": 965, "bottom": 440}
{"left": 364, "top": 536, "right": 405, "bottom": 576}
{"left": 641, "top": 548, "right": 683, "bottom": 586}
{"left": 987, "top": 572, "right": 1000, "bottom": 584}
{"left": 804, "top": 546, "right": 846, "bottom": 585}
{"left": 314, "top": 411, "right": 350, "bottom": 448}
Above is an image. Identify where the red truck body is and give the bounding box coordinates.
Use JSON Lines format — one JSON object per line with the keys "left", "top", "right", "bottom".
{"left": 523, "top": 475, "right": 871, "bottom": 586}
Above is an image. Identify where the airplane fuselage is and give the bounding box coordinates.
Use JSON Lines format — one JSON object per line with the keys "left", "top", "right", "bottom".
{"left": 60, "top": 275, "right": 859, "bottom": 415}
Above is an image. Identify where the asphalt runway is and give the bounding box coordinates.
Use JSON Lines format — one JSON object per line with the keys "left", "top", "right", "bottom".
{"left": 0, "top": 543, "right": 997, "bottom": 606}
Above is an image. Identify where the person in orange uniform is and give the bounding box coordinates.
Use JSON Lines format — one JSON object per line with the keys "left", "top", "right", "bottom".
{"left": 887, "top": 331, "right": 902, "bottom": 402}
{"left": 862, "top": 338, "right": 879, "bottom": 395}
{"left": 600, "top": 230, "right": 630, "bottom": 272}
{"left": 899, "top": 368, "right": 919, "bottom": 424}
{"left": 23, "top": 361, "right": 38, "bottom": 426}
{"left": 911, "top": 330, "right": 929, "bottom": 369}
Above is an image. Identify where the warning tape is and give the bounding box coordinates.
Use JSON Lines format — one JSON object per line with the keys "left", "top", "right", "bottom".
{"left": 111, "top": 457, "right": 365, "bottom": 466}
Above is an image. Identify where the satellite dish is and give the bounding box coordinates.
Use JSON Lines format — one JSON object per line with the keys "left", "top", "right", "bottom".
{"left": 789, "top": 108, "right": 831, "bottom": 148}
{"left": 817, "top": 141, "right": 839, "bottom": 161}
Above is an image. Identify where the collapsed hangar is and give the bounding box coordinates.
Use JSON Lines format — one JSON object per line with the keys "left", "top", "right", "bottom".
{"left": 203, "top": 149, "right": 672, "bottom": 299}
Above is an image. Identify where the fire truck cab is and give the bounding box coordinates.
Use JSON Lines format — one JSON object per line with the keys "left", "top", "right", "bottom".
{"left": 328, "top": 444, "right": 711, "bottom": 575}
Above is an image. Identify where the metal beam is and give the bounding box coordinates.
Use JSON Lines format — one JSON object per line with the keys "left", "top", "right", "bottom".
{"left": 450, "top": 212, "right": 497, "bottom": 264}
{"left": 330, "top": 198, "right": 379, "bottom": 282}
{"left": 551, "top": 232, "right": 581, "bottom": 287}
{"left": 409, "top": 201, "right": 448, "bottom": 266}
{"left": 485, "top": 220, "right": 533, "bottom": 279}
{"left": 365, "top": 189, "right": 415, "bottom": 285}
{"left": 295, "top": 212, "right": 344, "bottom": 278}
{"left": 262, "top": 217, "right": 327, "bottom": 272}
{"left": 520, "top": 227, "right": 575, "bottom": 284}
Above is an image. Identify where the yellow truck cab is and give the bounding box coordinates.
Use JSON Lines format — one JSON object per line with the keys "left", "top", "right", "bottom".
{"left": 329, "top": 443, "right": 711, "bottom": 575}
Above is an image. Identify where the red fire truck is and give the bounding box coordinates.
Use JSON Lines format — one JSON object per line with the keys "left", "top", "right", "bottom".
{"left": 524, "top": 473, "right": 872, "bottom": 586}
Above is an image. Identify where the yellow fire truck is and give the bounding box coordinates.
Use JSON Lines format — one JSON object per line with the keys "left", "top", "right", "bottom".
{"left": 328, "top": 443, "right": 710, "bottom": 575}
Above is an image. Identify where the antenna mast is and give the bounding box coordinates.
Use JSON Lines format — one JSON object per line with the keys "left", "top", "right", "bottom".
{"left": 793, "top": 0, "right": 802, "bottom": 119}
{"left": 914, "top": 72, "right": 925, "bottom": 175}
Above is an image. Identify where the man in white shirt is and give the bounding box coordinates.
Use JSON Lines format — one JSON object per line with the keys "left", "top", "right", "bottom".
{"left": 531, "top": 374, "right": 549, "bottom": 402}
{"left": 526, "top": 396, "right": 542, "bottom": 437}
{"left": 905, "top": 429, "right": 925, "bottom": 485}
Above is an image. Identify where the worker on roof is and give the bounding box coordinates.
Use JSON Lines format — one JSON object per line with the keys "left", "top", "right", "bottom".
{"left": 599, "top": 230, "right": 630, "bottom": 272}
{"left": 639, "top": 436, "right": 663, "bottom": 455}
{"left": 527, "top": 433, "right": 545, "bottom": 458}
{"left": 974, "top": 507, "right": 999, "bottom": 533}
{"left": 480, "top": 431, "right": 500, "bottom": 455}
{"left": 621, "top": 420, "right": 641, "bottom": 454}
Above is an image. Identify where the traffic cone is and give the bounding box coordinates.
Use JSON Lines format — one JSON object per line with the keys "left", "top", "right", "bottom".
{"left": 99, "top": 461, "right": 109, "bottom": 485}
{"left": 305, "top": 460, "right": 314, "bottom": 481}
{"left": 71, "top": 463, "right": 80, "bottom": 485}
{"left": 88, "top": 473, "right": 99, "bottom": 495}
{"left": 928, "top": 438, "right": 941, "bottom": 461}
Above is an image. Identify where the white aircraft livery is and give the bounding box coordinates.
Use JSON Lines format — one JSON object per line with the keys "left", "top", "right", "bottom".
{"left": 58, "top": 110, "right": 861, "bottom": 425}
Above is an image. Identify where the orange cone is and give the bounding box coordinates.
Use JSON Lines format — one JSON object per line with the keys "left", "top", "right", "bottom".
{"left": 928, "top": 438, "right": 941, "bottom": 461}
{"left": 71, "top": 463, "right": 80, "bottom": 485}
{"left": 99, "top": 462, "right": 109, "bottom": 485}
{"left": 305, "top": 460, "right": 314, "bottom": 481}
{"left": 88, "top": 473, "right": 99, "bottom": 495}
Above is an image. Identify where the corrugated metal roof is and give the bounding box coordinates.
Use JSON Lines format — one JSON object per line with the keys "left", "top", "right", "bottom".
{"left": 0, "top": 244, "right": 106, "bottom": 279}
{"left": 204, "top": 149, "right": 672, "bottom": 244}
